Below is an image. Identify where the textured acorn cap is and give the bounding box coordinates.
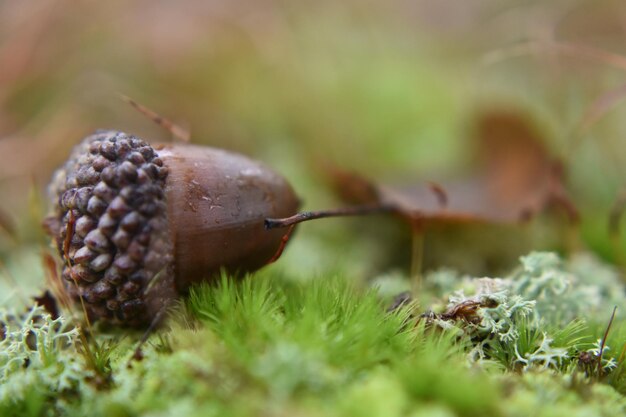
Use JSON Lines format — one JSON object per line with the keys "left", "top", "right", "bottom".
{"left": 46, "top": 131, "right": 176, "bottom": 326}
{"left": 45, "top": 130, "right": 299, "bottom": 326}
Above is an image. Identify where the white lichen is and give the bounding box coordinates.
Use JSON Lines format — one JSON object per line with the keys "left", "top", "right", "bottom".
{"left": 429, "top": 252, "right": 626, "bottom": 373}
{"left": 0, "top": 305, "right": 87, "bottom": 403}
{"left": 513, "top": 333, "right": 569, "bottom": 371}
{"left": 509, "top": 252, "right": 625, "bottom": 325}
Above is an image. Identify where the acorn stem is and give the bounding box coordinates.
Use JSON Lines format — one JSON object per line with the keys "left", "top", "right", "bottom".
{"left": 264, "top": 203, "right": 398, "bottom": 229}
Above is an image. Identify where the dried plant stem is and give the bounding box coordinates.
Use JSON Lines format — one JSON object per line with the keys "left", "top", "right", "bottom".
{"left": 598, "top": 306, "right": 618, "bottom": 379}
{"left": 410, "top": 223, "right": 424, "bottom": 291}
{"left": 119, "top": 94, "right": 190, "bottom": 142}
{"left": 267, "top": 224, "right": 296, "bottom": 264}
{"left": 264, "top": 203, "right": 398, "bottom": 229}
{"left": 128, "top": 302, "right": 171, "bottom": 366}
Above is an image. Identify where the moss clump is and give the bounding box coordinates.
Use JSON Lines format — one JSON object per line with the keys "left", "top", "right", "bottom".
{"left": 0, "top": 252, "right": 624, "bottom": 416}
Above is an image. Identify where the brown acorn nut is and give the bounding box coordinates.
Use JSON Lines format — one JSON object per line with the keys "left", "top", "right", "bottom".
{"left": 45, "top": 130, "right": 299, "bottom": 326}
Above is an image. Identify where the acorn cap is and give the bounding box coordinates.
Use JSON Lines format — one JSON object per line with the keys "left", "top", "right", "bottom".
{"left": 45, "top": 130, "right": 299, "bottom": 326}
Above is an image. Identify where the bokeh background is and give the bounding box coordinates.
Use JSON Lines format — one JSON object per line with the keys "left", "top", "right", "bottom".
{"left": 2, "top": 0, "right": 626, "bottom": 299}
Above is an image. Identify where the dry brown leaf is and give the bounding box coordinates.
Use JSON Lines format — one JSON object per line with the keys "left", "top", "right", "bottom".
{"left": 328, "top": 110, "right": 579, "bottom": 227}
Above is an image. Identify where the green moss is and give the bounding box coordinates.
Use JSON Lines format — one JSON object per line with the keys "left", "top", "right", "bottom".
{"left": 0, "top": 253, "right": 625, "bottom": 416}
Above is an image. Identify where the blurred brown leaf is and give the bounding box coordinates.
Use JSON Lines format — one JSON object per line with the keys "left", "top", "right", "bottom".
{"left": 329, "top": 110, "right": 579, "bottom": 226}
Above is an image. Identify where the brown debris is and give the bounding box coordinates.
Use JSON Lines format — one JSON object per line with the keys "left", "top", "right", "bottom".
{"left": 33, "top": 290, "right": 59, "bottom": 319}
{"left": 386, "top": 291, "right": 413, "bottom": 313}
{"left": 420, "top": 297, "right": 500, "bottom": 327}
{"left": 440, "top": 298, "right": 499, "bottom": 324}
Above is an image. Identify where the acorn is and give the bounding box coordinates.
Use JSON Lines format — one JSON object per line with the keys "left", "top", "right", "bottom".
{"left": 44, "top": 130, "right": 299, "bottom": 326}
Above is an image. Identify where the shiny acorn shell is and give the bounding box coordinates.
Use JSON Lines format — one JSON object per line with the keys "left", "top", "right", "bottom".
{"left": 45, "top": 131, "right": 299, "bottom": 326}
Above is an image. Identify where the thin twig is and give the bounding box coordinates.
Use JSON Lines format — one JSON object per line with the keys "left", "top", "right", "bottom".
{"left": 41, "top": 251, "right": 74, "bottom": 315}
{"left": 409, "top": 220, "right": 424, "bottom": 290}
{"left": 266, "top": 224, "right": 296, "bottom": 264}
{"left": 119, "top": 94, "right": 190, "bottom": 142}
{"left": 128, "top": 302, "right": 171, "bottom": 366}
{"left": 264, "top": 203, "right": 398, "bottom": 229}
{"left": 598, "top": 306, "right": 618, "bottom": 378}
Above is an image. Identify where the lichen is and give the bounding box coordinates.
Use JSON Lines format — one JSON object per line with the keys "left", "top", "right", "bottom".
{"left": 509, "top": 252, "right": 626, "bottom": 325}
{"left": 0, "top": 305, "right": 86, "bottom": 407}
{"left": 425, "top": 252, "right": 625, "bottom": 376}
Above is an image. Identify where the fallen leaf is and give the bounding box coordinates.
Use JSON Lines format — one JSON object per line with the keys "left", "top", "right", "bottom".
{"left": 328, "top": 110, "right": 579, "bottom": 226}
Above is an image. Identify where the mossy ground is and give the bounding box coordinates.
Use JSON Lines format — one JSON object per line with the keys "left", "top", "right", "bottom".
{"left": 1, "top": 253, "right": 625, "bottom": 417}
{"left": 2, "top": 1, "right": 626, "bottom": 416}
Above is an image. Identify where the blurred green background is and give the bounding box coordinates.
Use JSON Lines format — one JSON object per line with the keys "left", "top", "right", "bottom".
{"left": 2, "top": 0, "right": 626, "bottom": 297}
